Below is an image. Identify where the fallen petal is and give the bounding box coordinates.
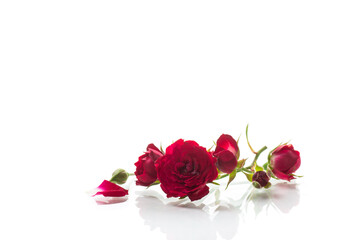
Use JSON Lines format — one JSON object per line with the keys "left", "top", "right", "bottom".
{"left": 92, "top": 180, "right": 128, "bottom": 197}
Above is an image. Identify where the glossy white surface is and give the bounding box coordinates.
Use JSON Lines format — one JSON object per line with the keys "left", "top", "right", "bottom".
{"left": 1, "top": 1, "right": 359, "bottom": 239}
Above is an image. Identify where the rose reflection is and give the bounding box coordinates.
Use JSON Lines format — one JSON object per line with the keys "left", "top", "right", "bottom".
{"left": 135, "top": 183, "right": 300, "bottom": 240}
{"left": 136, "top": 190, "right": 240, "bottom": 240}
{"left": 247, "top": 182, "right": 300, "bottom": 214}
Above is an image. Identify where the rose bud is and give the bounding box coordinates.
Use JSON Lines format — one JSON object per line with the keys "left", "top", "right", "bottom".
{"left": 252, "top": 171, "right": 270, "bottom": 188}
{"left": 213, "top": 134, "right": 239, "bottom": 174}
{"left": 135, "top": 144, "right": 164, "bottom": 186}
{"left": 109, "top": 168, "right": 129, "bottom": 185}
{"left": 269, "top": 144, "right": 301, "bottom": 181}
{"left": 156, "top": 139, "right": 218, "bottom": 201}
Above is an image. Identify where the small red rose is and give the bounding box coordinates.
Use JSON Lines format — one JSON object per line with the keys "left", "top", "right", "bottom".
{"left": 93, "top": 180, "right": 128, "bottom": 197}
{"left": 135, "top": 144, "right": 163, "bottom": 186}
{"left": 213, "top": 134, "right": 239, "bottom": 174}
{"left": 156, "top": 139, "right": 218, "bottom": 201}
{"left": 269, "top": 144, "right": 301, "bottom": 181}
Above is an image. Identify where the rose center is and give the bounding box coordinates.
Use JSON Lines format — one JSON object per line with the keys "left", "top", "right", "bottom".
{"left": 176, "top": 159, "right": 198, "bottom": 175}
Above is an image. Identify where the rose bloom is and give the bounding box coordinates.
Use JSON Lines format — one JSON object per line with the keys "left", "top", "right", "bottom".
{"left": 134, "top": 144, "right": 163, "bottom": 186}
{"left": 156, "top": 139, "right": 218, "bottom": 201}
{"left": 269, "top": 144, "right": 301, "bottom": 181}
{"left": 213, "top": 134, "right": 239, "bottom": 174}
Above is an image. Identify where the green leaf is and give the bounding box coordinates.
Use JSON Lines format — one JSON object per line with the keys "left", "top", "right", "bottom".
{"left": 225, "top": 169, "right": 237, "bottom": 190}
{"left": 109, "top": 168, "right": 129, "bottom": 185}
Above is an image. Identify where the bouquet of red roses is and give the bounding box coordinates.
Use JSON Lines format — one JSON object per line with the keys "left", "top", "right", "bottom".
{"left": 92, "top": 125, "right": 301, "bottom": 202}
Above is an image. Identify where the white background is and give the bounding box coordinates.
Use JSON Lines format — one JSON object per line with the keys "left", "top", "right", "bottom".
{"left": 1, "top": 1, "right": 359, "bottom": 239}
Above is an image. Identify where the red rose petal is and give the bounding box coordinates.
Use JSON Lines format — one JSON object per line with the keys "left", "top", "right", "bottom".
{"left": 214, "top": 134, "right": 239, "bottom": 157}
{"left": 188, "top": 185, "right": 210, "bottom": 201}
{"left": 214, "top": 150, "right": 237, "bottom": 174}
{"left": 213, "top": 134, "right": 239, "bottom": 174}
{"left": 93, "top": 180, "right": 128, "bottom": 197}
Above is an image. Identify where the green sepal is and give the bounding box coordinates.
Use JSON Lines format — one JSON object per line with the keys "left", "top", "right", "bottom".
{"left": 267, "top": 146, "right": 276, "bottom": 164}
{"left": 267, "top": 167, "right": 279, "bottom": 180}
{"left": 235, "top": 133, "right": 241, "bottom": 160}
{"left": 236, "top": 134, "right": 241, "bottom": 144}
{"left": 254, "top": 163, "right": 264, "bottom": 172}
{"left": 267, "top": 141, "right": 290, "bottom": 164}
{"left": 264, "top": 182, "right": 272, "bottom": 189}
{"left": 252, "top": 181, "right": 261, "bottom": 189}
{"left": 207, "top": 143, "right": 215, "bottom": 152}
{"left": 290, "top": 173, "right": 303, "bottom": 178}
{"left": 209, "top": 181, "right": 220, "bottom": 185}
{"left": 246, "top": 124, "right": 257, "bottom": 154}
{"left": 243, "top": 172, "right": 253, "bottom": 182}
{"left": 179, "top": 196, "right": 187, "bottom": 200}
{"left": 267, "top": 143, "right": 281, "bottom": 164}
{"left": 146, "top": 180, "right": 160, "bottom": 189}
{"left": 160, "top": 143, "right": 165, "bottom": 154}
{"left": 109, "top": 168, "right": 129, "bottom": 185}
{"left": 237, "top": 158, "right": 246, "bottom": 169}
{"left": 271, "top": 174, "right": 279, "bottom": 180}
{"left": 225, "top": 168, "right": 237, "bottom": 190}
{"left": 263, "top": 162, "right": 269, "bottom": 170}
{"left": 235, "top": 150, "right": 240, "bottom": 160}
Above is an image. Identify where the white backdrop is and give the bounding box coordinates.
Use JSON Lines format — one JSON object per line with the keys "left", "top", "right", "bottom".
{"left": 1, "top": 1, "right": 359, "bottom": 239}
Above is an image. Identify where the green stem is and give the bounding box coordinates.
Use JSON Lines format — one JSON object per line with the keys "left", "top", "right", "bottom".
{"left": 250, "top": 146, "right": 267, "bottom": 167}
{"left": 241, "top": 168, "right": 253, "bottom": 174}
{"left": 216, "top": 168, "right": 249, "bottom": 180}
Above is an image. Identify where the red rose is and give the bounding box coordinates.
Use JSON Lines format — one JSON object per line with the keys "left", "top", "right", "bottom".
{"left": 93, "top": 180, "right": 128, "bottom": 197}
{"left": 156, "top": 139, "right": 218, "bottom": 201}
{"left": 213, "top": 134, "right": 239, "bottom": 174}
{"left": 135, "top": 144, "right": 164, "bottom": 186}
{"left": 269, "top": 144, "right": 301, "bottom": 181}
{"left": 252, "top": 171, "right": 270, "bottom": 188}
